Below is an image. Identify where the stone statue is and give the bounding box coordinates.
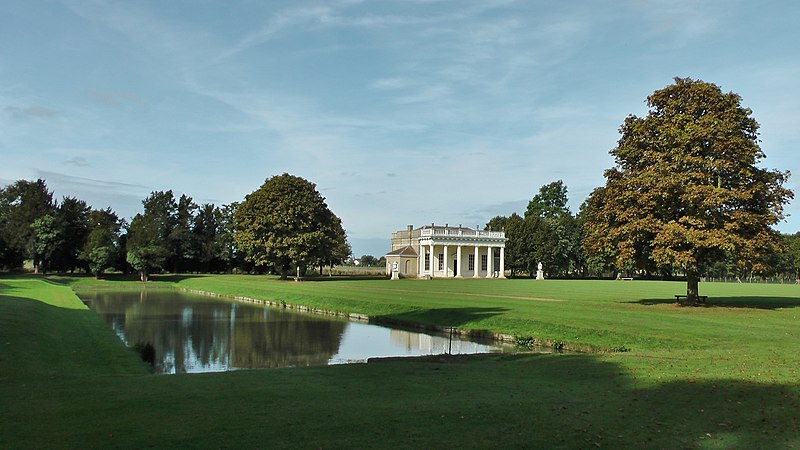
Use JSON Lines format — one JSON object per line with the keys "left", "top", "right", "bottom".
{"left": 391, "top": 261, "right": 400, "bottom": 280}
{"left": 536, "top": 261, "right": 545, "bottom": 280}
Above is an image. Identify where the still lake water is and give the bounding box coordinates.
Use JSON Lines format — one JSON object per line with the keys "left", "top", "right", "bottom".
{"left": 78, "top": 288, "right": 511, "bottom": 374}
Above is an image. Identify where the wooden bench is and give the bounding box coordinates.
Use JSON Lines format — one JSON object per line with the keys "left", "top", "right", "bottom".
{"left": 621, "top": 277, "right": 633, "bottom": 281}
{"left": 675, "top": 294, "right": 708, "bottom": 304}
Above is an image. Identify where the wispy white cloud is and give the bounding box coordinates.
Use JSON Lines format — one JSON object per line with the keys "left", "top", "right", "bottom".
{"left": 628, "top": 0, "right": 724, "bottom": 50}
{"left": 65, "top": 157, "right": 90, "bottom": 167}
{"left": 4, "top": 105, "right": 61, "bottom": 120}
{"left": 34, "top": 170, "right": 150, "bottom": 217}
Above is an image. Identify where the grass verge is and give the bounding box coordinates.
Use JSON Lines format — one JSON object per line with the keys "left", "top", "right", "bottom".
{"left": 2, "top": 274, "right": 800, "bottom": 448}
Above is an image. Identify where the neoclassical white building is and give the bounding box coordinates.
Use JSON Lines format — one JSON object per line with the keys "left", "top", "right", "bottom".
{"left": 385, "top": 224, "right": 506, "bottom": 278}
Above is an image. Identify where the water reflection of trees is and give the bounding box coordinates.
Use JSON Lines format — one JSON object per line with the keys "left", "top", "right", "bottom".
{"left": 389, "top": 330, "right": 495, "bottom": 355}
{"left": 81, "top": 290, "right": 346, "bottom": 373}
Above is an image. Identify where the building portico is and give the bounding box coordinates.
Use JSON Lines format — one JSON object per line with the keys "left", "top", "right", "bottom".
{"left": 387, "top": 224, "right": 506, "bottom": 279}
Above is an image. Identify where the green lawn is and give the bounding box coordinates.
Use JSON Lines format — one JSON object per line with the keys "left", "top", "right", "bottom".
{"left": 2, "top": 274, "right": 800, "bottom": 448}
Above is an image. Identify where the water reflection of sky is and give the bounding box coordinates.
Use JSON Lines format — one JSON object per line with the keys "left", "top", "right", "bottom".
{"left": 330, "top": 324, "right": 503, "bottom": 364}
{"left": 79, "top": 289, "right": 511, "bottom": 374}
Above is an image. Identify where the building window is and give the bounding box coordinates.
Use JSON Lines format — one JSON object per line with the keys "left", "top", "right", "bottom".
{"left": 468, "top": 254, "right": 475, "bottom": 271}
{"left": 481, "top": 254, "right": 488, "bottom": 271}
{"left": 438, "top": 253, "right": 444, "bottom": 270}
{"left": 424, "top": 252, "right": 430, "bottom": 271}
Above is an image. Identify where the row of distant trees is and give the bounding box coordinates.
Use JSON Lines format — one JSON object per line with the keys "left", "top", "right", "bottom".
{"left": 356, "top": 255, "right": 386, "bottom": 267}
{"left": 487, "top": 179, "right": 800, "bottom": 281}
{"left": 0, "top": 174, "right": 350, "bottom": 280}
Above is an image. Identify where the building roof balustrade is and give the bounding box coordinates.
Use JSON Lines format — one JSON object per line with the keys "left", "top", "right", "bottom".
{"left": 419, "top": 228, "right": 504, "bottom": 239}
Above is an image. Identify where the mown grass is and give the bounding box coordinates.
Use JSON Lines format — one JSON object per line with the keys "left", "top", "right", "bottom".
{"left": 2, "top": 274, "right": 800, "bottom": 448}
{"left": 166, "top": 275, "right": 800, "bottom": 355}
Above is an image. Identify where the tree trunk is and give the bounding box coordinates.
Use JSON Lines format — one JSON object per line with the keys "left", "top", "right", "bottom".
{"left": 685, "top": 270, "right": 700, "bottom": 305}
{"left": 140, "top": 270, "right": 148, "bottom": 282}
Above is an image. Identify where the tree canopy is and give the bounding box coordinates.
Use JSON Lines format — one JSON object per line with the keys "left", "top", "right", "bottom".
{"left": 0, "top": 179, "right": 54, "bottom": 270}
{"left": 526, "top": 180, "right": 570, "bottom": 219}
{"left": 126, "top": 191, "right": 178, "bottom": 281}
{"left": 584, "top": 77, "right": 793, "bottom": 303}
{"left": 233, "top": 173, "right": 349, "bottom": 279}
{"left": 81, "top": 208, "right": 123, "bottom": 278}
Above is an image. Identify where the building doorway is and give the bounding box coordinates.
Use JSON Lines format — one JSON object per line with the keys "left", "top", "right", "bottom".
{"left": 453, "top": 259, "right": 458, "bottom": 277}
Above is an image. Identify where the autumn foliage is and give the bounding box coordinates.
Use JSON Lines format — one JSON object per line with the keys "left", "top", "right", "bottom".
{"left": 584, "top": 78, "right": 793, "bottom": 303}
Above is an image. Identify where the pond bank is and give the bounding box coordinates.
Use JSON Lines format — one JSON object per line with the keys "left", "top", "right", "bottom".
{"left": 179, "top": 286, "right": 522, "bottom": 344}
{"left": 176, "top": 286, "right": 603, "bottom": 353}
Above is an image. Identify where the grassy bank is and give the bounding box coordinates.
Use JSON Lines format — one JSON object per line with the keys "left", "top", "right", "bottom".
{"left": 168, "top": 275, "right": 800, "bottom": 355}
{"left": 2, "top": 274, "right": 800, "bottom": 448}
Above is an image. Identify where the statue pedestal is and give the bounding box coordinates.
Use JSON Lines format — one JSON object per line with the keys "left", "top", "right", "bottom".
{"left": 536, "top": 270, "right": 544, "bottom": 280}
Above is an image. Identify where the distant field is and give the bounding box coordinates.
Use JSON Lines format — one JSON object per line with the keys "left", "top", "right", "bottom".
{"left": 329, "top": 264, "right": 386, "bottom": 276}
{"left": 2, "top": 274, "right": 800, "bottom": 448}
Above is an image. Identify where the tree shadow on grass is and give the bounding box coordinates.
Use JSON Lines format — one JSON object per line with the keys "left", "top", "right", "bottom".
{"left": 628, "top": 296, "right": 800, "bottom": 309}
{"left": 371, "top": 307, "right": 508, "bottom": 341}
{"left": 357, "top": 353, "right": 800, "bottom": 449}
{"left": 302, "top": 275, "right": 387, "bottom": 282}
{"left": 40, "top": 273, "right": 207, "bottom": 285}
{"left": 148, "top": 274, "right": 206, "bottom": 283}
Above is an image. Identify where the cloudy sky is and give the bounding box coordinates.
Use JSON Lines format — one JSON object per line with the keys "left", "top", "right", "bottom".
{"left": 2, "top": 0, "right": 799, "bottom": 256}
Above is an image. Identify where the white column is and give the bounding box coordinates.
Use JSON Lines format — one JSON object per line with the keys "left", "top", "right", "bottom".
{"left": 487, "top": 246, "right": 493, "bottom": 278}
{"left": 456, "top": 245, "right": 462, "bottom": 278}
{"left": 443, "top": 245, "right": 449, "bottom": 277}
{"left": 499, "top": 247, "right": 506, "bottom": 278}
{"left": 430, "top": 243, "right": 435, "bottom": 278}
{"left": 419, "top": 243, "right": 425, "bottom": 276}
{"left": 473, "top": 245, "right": 479, "bottom": 278}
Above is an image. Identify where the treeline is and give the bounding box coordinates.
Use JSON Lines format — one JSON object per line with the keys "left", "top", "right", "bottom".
{"left": 0, "top": 174, "right": 350, "bottom": 280}
{"left": 487, "top": 180, "right": 800, "bottom": 281}
{"left": 356, "top": 255, "right": 386, "bottom": 267}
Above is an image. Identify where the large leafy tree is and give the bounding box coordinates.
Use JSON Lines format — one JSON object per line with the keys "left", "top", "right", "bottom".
{"left": 584, "top": 77, "right": 793, "bottom": 304}
{"left": 526, "top": 180, "right": 570, "bottom": 219}
{"left": 169, "top": 194, "right": 197, "bottom": 273}
{"left": 126, "top": 214, "right": 168, "bottom": 282}
{"left": 0, "top": 179, "right": 55, "bottom": 269}
{"left": 192, "top": 203, "right": 229, "bottom": 273}
{"left": 217, "top": 202, "right": 241, "bottom": 273}
{"left": 81, "top": 208, "right": 123, "bottom": 278}
{"left": 485, "top": 215, "right": 509, "bottom": 233}
{"left": 525, "top": 180, "right": 583, "bottom": 277}
{"left": 234, "top": 174, "right": 346, "bottom": 279}
{"left": 51, "top": 196, "right": 90, "bottom": 273}
{"left": 30, "top": 214, "right": 63, "bottom": 274}
{"left": 499, "top": 213, "right": 524, "bottom": 277}
{"left": 126, "top": 191, "right": 178, "bottom": 281}
{"left": 316, "top": 213, "right": 350, "bottom": 275}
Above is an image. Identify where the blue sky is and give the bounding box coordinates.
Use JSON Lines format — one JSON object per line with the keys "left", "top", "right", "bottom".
{"left": 2, "top": 0, "right": 799, "bottom": 257}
